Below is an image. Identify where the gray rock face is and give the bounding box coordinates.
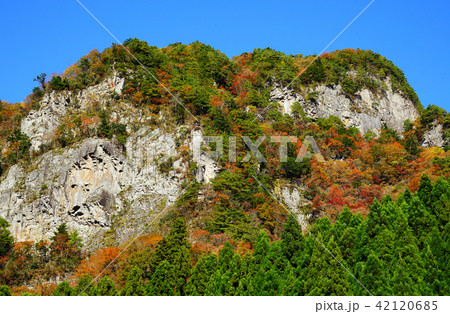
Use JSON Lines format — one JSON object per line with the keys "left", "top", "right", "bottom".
{"left": 21, "top": 75, "right": 125, "bottom": 151}
{"left": 21, "top": 91, "right": 71, "bottom": 151}
{"left": 275, "top": 182, "right": 311, "bottom": 229}
{"left": 269, "top": 82, "right": 305, "bottom": 114}
{"left": 191, "top": 129, "right": 220, "bottom": 183}
{"left": 270, "top": 81, "right": 420, "bottom": 135}
{"left": 1, "top": 73, "right": 223, "bottom": 248}
{"left": 422, "top": 123, "right": 445, "bottom": 147}
{"left": 0, "top": 126, "right": 189, "bottom": 247}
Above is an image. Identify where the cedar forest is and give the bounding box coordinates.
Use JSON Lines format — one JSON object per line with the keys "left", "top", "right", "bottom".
{"left": 0, "top": 39, "right": 449, "bottom": 296}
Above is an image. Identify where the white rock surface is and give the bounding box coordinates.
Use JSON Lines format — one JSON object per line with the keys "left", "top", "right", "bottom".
{"left": 0, "top": 127, "right": 188, "bottom": 247}
{"left": 21, "top": 75, "right": 125, "bottom": 151}
{"left": 269, "top": 81, "right": 305, "bottom": 114}
{"left": 274, "top": 182, "right": 311, "bottom": 230}
{"left": 191, "top": 129, "right": 220, "bottom": 183}
{"left": 270, "top": 81, "right": 420, "bottom": 135}
{"left": 422, "top": 123, "right": 445, "bottom": 147}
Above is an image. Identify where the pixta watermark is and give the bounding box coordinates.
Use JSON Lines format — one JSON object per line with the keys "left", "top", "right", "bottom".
{"left": 193, "top": 135, "right": 325, "bottom": 163}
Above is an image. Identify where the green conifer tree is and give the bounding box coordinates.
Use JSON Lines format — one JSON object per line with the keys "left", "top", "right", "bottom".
{"left": 185, "top": 254, "right": 217, "bottom": 296}
{"left": 121, "top": 266, "right": 146, "bottom": 296}
{"left": 74, "top": 274, "right": 95, "bottom": 296}
{"left": 305, "top": 236, "right": 350, "bottom": 296}
{"left": 52, "top": 281, "right": 74, "bottom": 296}
{"left": 94, "top": 276, "right": 118, "bottom": 296}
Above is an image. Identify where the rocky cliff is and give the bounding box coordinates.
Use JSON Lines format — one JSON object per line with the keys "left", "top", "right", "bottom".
{"left": 270, "top": 79, "right": 420, "bottom": 135}
{"left": 21, "top": 74, "right": 125, "bottom": 152}
{"left": 0, "top": 73, "right": 226, "bottom": 247}
{"left": 0, "top": 131, "right": 185, "bottom": 247}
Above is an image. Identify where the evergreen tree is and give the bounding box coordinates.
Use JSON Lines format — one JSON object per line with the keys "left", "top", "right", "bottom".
{"left": 205, "top": 269, "right": 225, "bottom": 296}
{"left": 281, "top": 215, "right": 304, "bottom": 266}
{"left": 429, "top": 177, "right": 450, "bottom": 228}
{"left": 390, "top": 211, "right": 423, "bottom": 295}
{"left": 443, "top": 223, "right": 450, "bottom": 293}
{"left": 417, "top": 173, "right": 433, "bottom": 210}
{"left": 51, "top": 223, "right": 69, "bottom": 239}
{"left": 68, "top": 230, "right": 83, "bottom": 251}
{"left": 365, "top": 199, "right": 390, "bottom": 241}
{"left": 305, "top": 236, "right": 350, "bottom": 296}
{"left": 121, "top": 266, "right": 146, "bottom": 296}
{"left": 0, "top": 285, "right": 11, "bottom": 296}
{"left": 248, "top": 239, "right": 286, "bottom": 296}
{"left": 0, "top": 217, "right": 14, "bottom": 257}
{"left": 336, "top": 226, "right": 358, "bottom": 268}
{"left": 420, "top": 244, "right": 444, "bottom": 295}
{"left": 206, "top": 242, "right": 244, "bottom": 296}
{"left": 279, "top": 262, "right": 300, "bottom": 296}
{"left": 357, "top": 253, "right": 391, "bottom": 296}
{"left": 390, "top": 257, "right": 420, "bottom": 296}
{"left": 425, "top": 227, "right": 446, "bottom": 269}
{"left": 150, "top": 217, "right": 191, "bottom": 295}
{"left": 52, "top": 281, "right": 74, "bottom": 296}
{"left": 147, "top": 260, "right": 178, "bottom": 296}
{"left": 403, "top": 196, "right": 437, "bottom": 246}
{"left": 74, "top": 274, "right": 95, "bottom": 296}
{"left": 94, "top": 276, "right": 118, "bottom": 296}
{"left": 218, "top": 242, "right": 235, "bottom": 272}
{"left": 250, "top": 231, "right": 270, "bottom": 272}
{"left": 185, "top": 254, "right": 217, "bottom": 296}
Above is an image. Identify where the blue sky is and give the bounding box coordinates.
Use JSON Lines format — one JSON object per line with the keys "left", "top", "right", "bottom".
{"left": 1, "top": 0, "right": 449, "bottom": 111}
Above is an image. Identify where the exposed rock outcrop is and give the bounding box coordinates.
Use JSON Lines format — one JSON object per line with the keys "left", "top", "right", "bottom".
{"left": 0, "top": 126, "right": 188, "bottom": 247}
{"left": 422, "top": 123, "right": 445, "bottom": 148}
{"left": 1, "top": 71, "right": 225, "bottom": 247}
{"left": 191, "top": 129, "right": 220, "bottom": 183}
{"left": 269, "top": 81, "right": 305, "bottom": 115}
{"left": 21, "top": 75, "right": 125, "bottom": 151}
{"left": 274, "top": 181, "right": 311, "bottom": 229}
{"left": 270, "top": 81, "right": 420, "bottom": 135}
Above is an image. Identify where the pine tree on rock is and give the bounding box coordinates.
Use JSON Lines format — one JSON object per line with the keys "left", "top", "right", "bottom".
{"left": 0, "top": 217, "right": 14, "bottom": 257}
